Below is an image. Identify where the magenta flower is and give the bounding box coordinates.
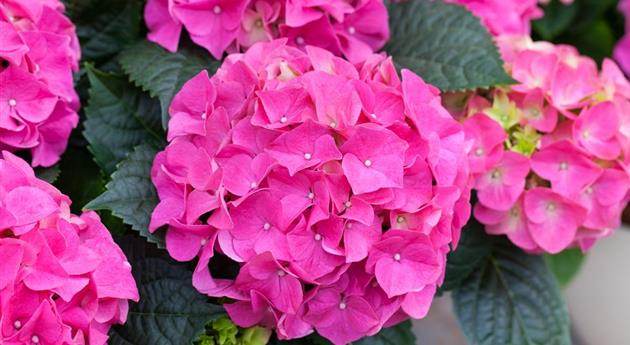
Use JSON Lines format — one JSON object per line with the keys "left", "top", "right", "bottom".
{"left": 0, "top": 152, "right": 139, "bottom": 345}
{"left": 459, "top": 36, "right": 630, "bottom": 254}
{"left": 463, "top": 113, "right": 507, "bottom": 174}
{"left": 476, "top": 151, "right": 530, "bottom": 211}
{"left": 531, "top": 140, "right": 602, "bottom": 197}
{"left": 0, "top": 0, "right": 79, "bottom": 167}
{"left": 446, "top": 0, "right": 543, "bottom": 36}
{"left": 366, "top": 230, "right": 441, "bottom": 298}
{"left": 144, "top": 0, "right": 389, "bottom": 61}
{"left": 615, "top": 0, "right": 630, "bottom": 75}
{"left": 523, "top": 188, "right": 587, "bottom": 253}
{"left": 150, "top": 40, "right": 471, "bottom": 343}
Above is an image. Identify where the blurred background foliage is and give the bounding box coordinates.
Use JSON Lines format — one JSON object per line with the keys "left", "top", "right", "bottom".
{"left": 533, "top": 0, "right": 625, "bottom": 63}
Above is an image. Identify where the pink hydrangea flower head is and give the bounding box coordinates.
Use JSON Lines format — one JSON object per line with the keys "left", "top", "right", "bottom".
{"left": 0, "top": 0, "right": 79, "bottom": 167}
{"left": 458, "top": 37, "right": 630, "bottom": 254}
{"left": 446, "top": 0, "right": 543, "bottom": 36}
{"left": 144, "top": 0, "right": 389, "bottom": 62}
{"left": 150, "top": 40, "right": 472, "bottom": 344}
{"left": 0, "top": 151, "right": 139, "bottom": 345}
{"left": 615, "top": 0, "right": 630, "bottom": 75}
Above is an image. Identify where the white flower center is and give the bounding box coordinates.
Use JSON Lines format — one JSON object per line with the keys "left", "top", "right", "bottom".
{"left": 396, "top": 216, "right": 405, "bottom": 224}
{"left": 339, "top": 301, "right": 347, "bottom": 310}
{"left": 277, "top": 270, "right": 286, "bottom": 277}
{"left": 295, "top": 36, "right": 305, "bottom": 45}
{"left": 213, "top": 5, "right": 222, "bottom": 14}
{"left": 200, "top": 238, "right": 208, "bottom": 246}
{"left": 364, "top": 159, "right": 372, "bottom": 167}
{"left": 370, "top": 113, "right": 377, "bottom": 119}
{"left": 348, "top": 26, "right": 356, "bottom": 34}
{"left": 255, "top": 20, "right": 263, "bottom": 28}
{"left": 304, "top": 152, "right": 312, "bottom": 160}
{"left": 329, "top": 121, "right": 337, "bottom": 128}
{"left": 250, "top": 181, "right": 258, "bottom": 189}
{"left": 8, "top": 99, "right": 17, "bottom": 107}
{"left": 263, "top": 222, "right": 271, "bottom": 230}
{"left": 13, "top": 320, "right": 21, "bottom": 329}
{"left": 474, "top": 147, "right": 484, "bottom": 156}
{"left": 559, "top": 162, "right": 569, "bottom": 171}
{"left": 585, "top": 186, "right": 594, "bottom": 195}
{"left": 280, "top": 116, "right": 288, "bottom": 123}
{"left": 32, "top": 336, "right": 40, "bottom": 344}
{"left": 307, "top": 192, "right": 315, "bottom": 200}
{"left": 546, "top": 203, "right": 557, "bottom": 212}
{"left": 393, "top": 253, "right": 401, "bottom": 261}
{"left": 314, "top": 233, "right": 322, "bottom": 241}
{"left": 346, "top": 222, "right": 353, "bottom": 229}
{"left": 344, "top": 201, "right": 352, "bottom": 208}
{"left": 201, "top": 112, "right": 207, "bottom": 119}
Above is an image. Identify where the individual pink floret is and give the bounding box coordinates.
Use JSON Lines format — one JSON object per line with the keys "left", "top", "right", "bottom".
{"left": 0, "top": 151, "right": 139, "bottom": 345}
{"left": 0, "top": 0, "right": 80, "bottom": 167}
{"left": 150, "top": 40, "right": 471, "bottom": 344}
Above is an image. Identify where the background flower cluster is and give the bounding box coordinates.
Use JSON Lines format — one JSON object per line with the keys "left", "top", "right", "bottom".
{"left": 455, "top": 36, "right": 630, "bottom": 254}
{"left": 0, "top": 152, "right": 138, "bottom": 344}
{"left": 149, "top": 39, "right": 470, "bottom": 345}
{"left": 0, "top": 0, "right": 79, "bottom": 167}
{"left": 145, "top": 0, "right": 389, "bottom": 62}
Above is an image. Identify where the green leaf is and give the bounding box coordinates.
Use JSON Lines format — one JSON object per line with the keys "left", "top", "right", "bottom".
{"left": 453, "top": 239, "right": 571, "bottom": 345}
{"left": 35, "top": 164, "right": 61, "bottom": 184}
{"left": 84, "top": 64, "right": 164, "bottom": 174}
{"left": 440, "top": 215, "right": 495, "bottom": 292}
{"left": 54, "top": 145, "right": 107, "bottom": 213}
{"left": 545, "top": 248, "right": 585, "bottom": 288}
{"left": 354, "top": 321, "right": 415, "bottom": 345}
{"left": 119, "top": 41, "right": 220, "bottom": 128}
{"left": 385, "top": 0, "right": 513, "bottom": 91}
{"left": 72, "top": 0, "right": 143, "bottom": 62}
{"left": 273, "top": 321, "right": 415, "bottom": 345}
{"left": 85, "top": 144, "right": 165, "bottom": 247}
{"left": 109, "top": 235, "right": 225, "bottom": 345}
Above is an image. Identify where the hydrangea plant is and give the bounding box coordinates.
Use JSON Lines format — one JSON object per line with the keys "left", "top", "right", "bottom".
{"left": 1, "top": 0, "right": 628, "bottom": 345}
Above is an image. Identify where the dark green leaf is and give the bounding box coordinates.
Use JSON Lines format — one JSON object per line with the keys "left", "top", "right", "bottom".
{"left": 109, "top": 235, "right": 225, "bottom": 345}
{"left": 386, "top": 0, "right": 513, "bottom": 91}
{"left": 545, "top": 248, "right": 585, "bottom": 288}
{"left": 354, "top": 321, "right": 415, "bottom": 345}
{"left": 35, "top": 164, "right": 61, "bottom": 184}
{"left": 54, "top": 145, "right": 106, "bottom": 213}
{"left": 440, "top": 215, "right": 495, "bottom": 292}
{"left": 72, "top": 0, "right": 143, "bottom": 62}
{"left": 85, "top": 144, "right": 165, "bottom": 247}
{"left": 119, "top": 41, "right": 220, "bottom": 128}
{"left": 84, "top": 64, "right": 164, "bottom": 174}
{"left": 273, "top": 321, "right": 415, "bottom": 345}
{"left": 453, "top": 239, "right": 571, "bottom": 345}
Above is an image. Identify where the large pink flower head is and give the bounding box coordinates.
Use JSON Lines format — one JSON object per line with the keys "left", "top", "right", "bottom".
{"left": 0, "top": 151, "right": 139, "bottom": 344}
{"left": 150, "top": 39, "right": 471, "bottom": 344}
{"left": 615, "top": 0, "right": 630, "bottom": 75}
{"left": 0, "top": 0, "right": 80, "bottom": 167}
{"left": 456, "top": 37, "right": 630, "bottom": 254}
{"left": 445, "top": 0, "right": 543, "bottom": 36}
{"left": 144, "top": 0, "right": 389, "bottom": 62}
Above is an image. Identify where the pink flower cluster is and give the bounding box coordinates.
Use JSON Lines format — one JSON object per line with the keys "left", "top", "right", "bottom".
{"left": 445, "top": 0, "right": 543, "bottom": 36}
{"left": 458, "top": 36, "right": 630, "bottom": 254}
{"left": 0, "top": 0, "right": 80, "bottom": 167}
{"left": 150, "top": 39, "right": 471, "bottom": 345}
{"left": 0, "top": 151, "right": 139, "bottom": 344}
{"left": 615, "top": 0, "right": 630, "bottom": 75}
{"left": 145, "top": 0, "right": 389, "bottom": 62}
